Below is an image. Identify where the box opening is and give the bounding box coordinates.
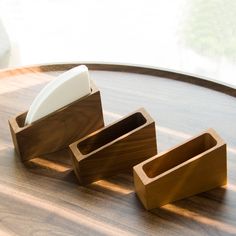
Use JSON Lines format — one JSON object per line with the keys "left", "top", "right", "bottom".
{"left": 143, "top": 133, "right": 217, "bottom": 178}
{"left": 78, "top": 112, "right": 146, "bottom": 154}
{"left": 16, "top": 112, "right": 27, "bottom": 127}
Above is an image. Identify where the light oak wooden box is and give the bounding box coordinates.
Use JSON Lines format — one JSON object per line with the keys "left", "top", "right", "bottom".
{"left": 8, "top": 82, "right": 104, "bottom": 162}
{"left": 133, "top": 128, "right": 227, "bottom": 210}
{"left": 69, "top": 108, "right": 157, "bottom": 185}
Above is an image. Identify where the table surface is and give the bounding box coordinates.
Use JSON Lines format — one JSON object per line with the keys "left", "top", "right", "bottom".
{"left": 0, "top": 63, "right": 236, "bottom": 236}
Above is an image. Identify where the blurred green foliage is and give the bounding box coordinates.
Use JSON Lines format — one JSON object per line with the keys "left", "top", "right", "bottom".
{"left": 182, "top": 0, "right": 236, "bottom": 61}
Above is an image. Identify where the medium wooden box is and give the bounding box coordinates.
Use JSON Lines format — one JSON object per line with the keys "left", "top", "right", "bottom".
{"left": 69, "top": 108, "right": 157, "bottom": 185}
{"left": 8, "top": 82, "right": 104, "bottom": 162}
{"left": 133, "top": 129, "right": 227, "bottom": 210}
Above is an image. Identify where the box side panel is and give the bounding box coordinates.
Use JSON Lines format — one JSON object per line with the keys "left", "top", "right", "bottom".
{"left": 133, "top": 168, "right": 148, "bottom": 209}
{"left": 8, "top": 120, "right": 21, "bottom": 158}
{"left": 77, "top": 122, "right": 157, "bottom": 184}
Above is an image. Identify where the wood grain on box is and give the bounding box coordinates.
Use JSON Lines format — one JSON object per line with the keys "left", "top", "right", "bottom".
{"left": 133, "top": 129, "right": 227, "bottom": 210}
{"left": 69, "top": 108, "right": 157, "bottom": 185}
{"left": 8, "top": 82, "right": 104, "bottom": 162}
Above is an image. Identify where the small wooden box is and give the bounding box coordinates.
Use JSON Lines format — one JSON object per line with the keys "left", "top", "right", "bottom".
{"left": 69, "top": 108, "right": 157, "bottom": 185}
{"left": 133, "top": 129, "right": 227, "bottom": 210}
{"left": 8, "top": 82, "right": 104, "bottom": 162}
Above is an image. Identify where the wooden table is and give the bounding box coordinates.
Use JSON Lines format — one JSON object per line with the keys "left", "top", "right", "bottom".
{"left": 0, "top": 63, "right": 236, "bottom": 236}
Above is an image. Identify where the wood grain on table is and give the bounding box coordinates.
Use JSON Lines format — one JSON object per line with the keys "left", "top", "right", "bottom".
{"left": 0, "top": 63, "right": 236, "bottom": 236}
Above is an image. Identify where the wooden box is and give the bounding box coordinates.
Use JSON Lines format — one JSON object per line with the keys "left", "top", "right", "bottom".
{"left": 69, "top": 108, "right": 157, "bottom": 185}
{"left": 133, "top": 129, "right": 227, "bottom": 210}
{"left": 8, "top": 82, "right": 104, "bottom": 162}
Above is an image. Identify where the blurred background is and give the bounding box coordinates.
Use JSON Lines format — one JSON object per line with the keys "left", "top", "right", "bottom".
{"left": 0, "top": 0, "right": 236, "bottom": 86}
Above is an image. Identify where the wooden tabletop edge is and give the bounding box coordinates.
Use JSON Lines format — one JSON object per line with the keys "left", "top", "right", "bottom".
{"left": 0, "top": 62, "right": 235, "bottom": 97}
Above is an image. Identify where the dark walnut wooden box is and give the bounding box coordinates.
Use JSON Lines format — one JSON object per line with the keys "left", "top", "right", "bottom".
{"left": 69, "top": 108, "right": 158, "bottom": 185}
{"left": 8, "top": 81, "right": 104, "bottom": 162}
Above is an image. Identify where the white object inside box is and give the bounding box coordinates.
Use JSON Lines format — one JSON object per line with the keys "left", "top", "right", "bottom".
{"left": 25, "top": 65, "right": 91, "bottom": 125}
